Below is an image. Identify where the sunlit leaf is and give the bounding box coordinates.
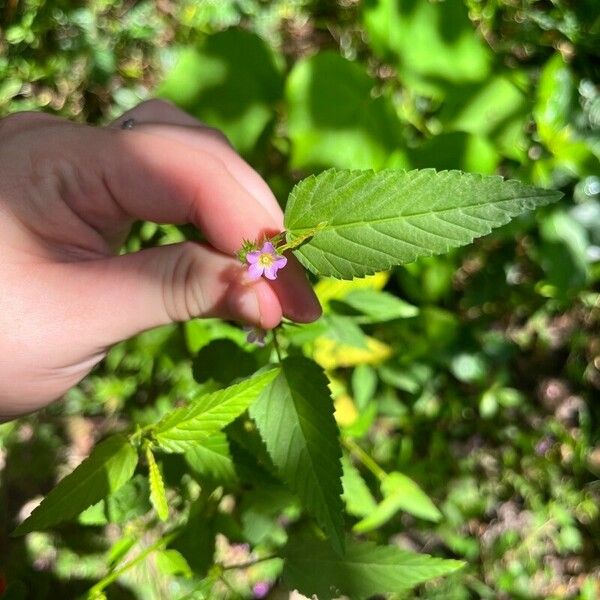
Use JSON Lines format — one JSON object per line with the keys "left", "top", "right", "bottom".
{"left": 250, "top": 357, "right": 345, "bottom": 553}
{"left": 354, "top": 472, "right": 442, "bottom": 533}
{"left": 146, "top": 446, "right": 169, "bottom": 521}
{"left": 153, "top": 369, "right": 279, "bottom": 453}
{"left": 286, "top": 52, "right": 408, "bottom": 170}
{"left": 285, "top": 168, "right": 561, "bottom": 279}
{"left": 341, "top": 456, "right": 377, "bottom": 518}
{"left": 283, "top": 534, "right": 464, "bottom": 599}
{"left": 14, "top": 435, "right": 138, "bottom": 535}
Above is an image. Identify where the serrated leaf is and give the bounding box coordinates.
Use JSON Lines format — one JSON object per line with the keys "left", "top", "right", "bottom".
{"left": 184, "top": 433, "right": 237, "bottom": 485}
{"left": 249, "top": 357, "right": 345, "bottom": 554}
{"left": 283, "top": 534, "right": 464, "bottom": 599}
{"left": 354, "top": 471, "right": 442, "bottom": 533}
{"left": 284, "top": 168, "right": 561, "bottom": 279}
{"left": 80, "top": 474, "right": 151, "bottom": 526}
{"left": 146, "top": 447, "right": 169, "bottom": 521}
{"left": 153, "top": 369, "right": 279, "bottom": 453}
{"left": 14, "top": 435, "right": 138, "bottom": 535}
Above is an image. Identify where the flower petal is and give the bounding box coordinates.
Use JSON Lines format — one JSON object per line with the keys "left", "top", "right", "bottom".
{"left": 261, "top": 241, "right": 276, "bottom": 254}
{"left": 273, "top": 256, "right": 287, "bottom": 269}
{"left": 246, "top": 251, "right": 261, "bottom": 264}
{"left": 247, "top": 263, "right": 264, "bottom": 280}
{"left": 263, "top": 265, "right": 278, "bottom": 280}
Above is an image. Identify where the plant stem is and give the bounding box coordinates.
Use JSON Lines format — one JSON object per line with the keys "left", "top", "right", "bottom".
{"left": 87, "top": 532, "right": 176, "bottom": 597}
{"left": 278, "top": 222, "right": 327, "bottom": 253}
{"left": 272, "top": 327, "right": 283, "bottom": 363}
{"left": 222, "top": 554, "right": 279, "bottom": 572}
{"left": 343, "top": 436, "right": 387, "bottom": 482}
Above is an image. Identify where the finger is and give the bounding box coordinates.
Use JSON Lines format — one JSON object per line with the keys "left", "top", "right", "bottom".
{"left": 108, "top": 100, "right": 321, "bottom": 322}
{"left": 52, "top": 242, "right": 284, "bottom": 349}
{"left": 107, "top": 99, "right": 283, "bottom": 227}
{"left": 0, "top": 111, "right": 61, "bottom": 139}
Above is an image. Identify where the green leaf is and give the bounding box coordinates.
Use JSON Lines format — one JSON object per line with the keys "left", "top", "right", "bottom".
{"left": 341, "top": 457, "right": 377, "bottom": 518}
{"left": 283, "top": 534, "right": 464, "bottom": 599}
{"left": 438, "top": 74, "right": 530, "bottom": 161}
{"left": 156, "top": 549, "right": 192, "bottom": 578}
{"left": 158, "top": 29, "right": 283, "bottom": 154}
{"left": 250, "top": 357, "right": 345, "bottom": 554}
{"left": 192, "top": 339, "right": 257, "bottom": 385}
{"left": 153, "top": 369, "right": 279, "bottom": 453}
{"left": 14, "top": 435, "right": 138, "bottom": 535}
{"left": 146, "top": 446, "right": 169, "bottom": 521}
{"left": 284, "top": 168, "right": 561, "bottom": 279}
{"left": 79, "top": 474, "right": 151, "bottom": 526}
{"left": 184, "top": 433, "right": 237, "bottom": 486}
{"left": 410, "top": 131, "right": 500, "bottom": 175}
{"left": 351, "top": 364, "right": 378, "bottom": 411}
{"left": 322, "top": 314, "right": 368, "bottom": 347}
{"left": 171, "top": 501, "right": 216, "bottom": 576}
{"left": 362, "top": 0, "right": 491, "bottom": 95}
{"left": 241, "top": 486, "right": 300, "bottom": 546}
{"left": 354, "top": 472, "right": 442, "bottom": 533}
{"left": 286, "top": 51, "right": 408, "bottom": 170}
{"left": 338, "top": 289, "right": 418, "bottom": 322}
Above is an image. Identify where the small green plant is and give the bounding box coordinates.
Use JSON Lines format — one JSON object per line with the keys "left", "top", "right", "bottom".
{"left": 12, "top": 167, "right": 560, "bottom": 599}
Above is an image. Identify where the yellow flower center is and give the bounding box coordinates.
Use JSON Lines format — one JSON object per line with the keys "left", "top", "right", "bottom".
{"left": 259, "top": 254, "right": 273, "bottom": 266}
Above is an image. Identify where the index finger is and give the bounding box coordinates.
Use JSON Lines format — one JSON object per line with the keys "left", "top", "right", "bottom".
{"left": 64, "top": 123, "right": 321, "bottom": 322}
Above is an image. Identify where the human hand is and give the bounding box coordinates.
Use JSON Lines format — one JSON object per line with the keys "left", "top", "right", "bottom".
{"left": 0, "top": 100, "right": 321, "bottom": 420}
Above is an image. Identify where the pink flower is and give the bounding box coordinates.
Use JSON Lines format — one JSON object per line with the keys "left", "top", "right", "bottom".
{"left": 243, "top": 326, "right": 266, "bottom": 347}
{"left": 253, "top": 582, "right": 271, "bottom": 598}
{"left": 246, "top": 242, "right": 287, "bottom": 281}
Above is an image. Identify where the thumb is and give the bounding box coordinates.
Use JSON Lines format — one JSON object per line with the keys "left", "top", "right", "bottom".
{"left": 57, "top": 242, "right": 283, "bottom": 349}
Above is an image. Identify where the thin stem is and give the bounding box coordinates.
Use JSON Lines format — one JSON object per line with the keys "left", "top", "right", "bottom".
{"left": 222, "top": 554, "right": 279, "bottom": 572}
{"left": 218, "top": 574, "right": 244, "bottom": 599}
{"left": 278, "top": 222, "right": 327, "bottom": 253}
{"left": 271, "top": 328, "right": 283, "bottom": 363}
{"left": 87, "top": 532, "right": 176, "bottom": 596}
{"left": 343, "top": 437, "right": 387, "bottom": 482}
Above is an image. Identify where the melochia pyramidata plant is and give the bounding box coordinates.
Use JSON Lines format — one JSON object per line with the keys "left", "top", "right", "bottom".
{"left": 14, "top": 168, "right": 560, "bottom": 599}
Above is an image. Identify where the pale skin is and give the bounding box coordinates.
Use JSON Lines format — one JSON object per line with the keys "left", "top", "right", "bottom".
{"left": 0, "top": 100, "right": 321, "bottom": 421}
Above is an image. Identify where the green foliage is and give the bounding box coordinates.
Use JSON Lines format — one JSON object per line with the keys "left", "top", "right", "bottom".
{"left": 146, "top": 446, "right": 169, "bottom": 522}
{"left": 285, "top": 168, "right": 561, "bottom": 278}
{"left": 14, "top": 435, "right": 137, "bottom": 535}
{"left": 286, "top": 52, "right": 407, "bottom": 170}
{"left": 283, "top": 534, "right": 465, "bottom": 599}
{"left": 2, "top": 1, "right": 599, "bottom": 598}
{"left": 362, "top": 0, "right": 491, "bottom": 94}
{"left": 250, "top": 357, "right": 345, "bottom": 554}
{"left": 192, "top": 339, "right": 257, "bottom": 385}
{"left": 183, "top": 432, "right": 237, "bottom": 485}
{"left": 158, "top": 29, "right": 283, "bottom": 155}
{"left": 354, "top": 471, "right": 442, "bottom": 532}
{"left": 341, "top": 456, "right": 377, "bottom": 518}
{"left": 153, "top": 368, "right": 278, "bottom": 452}
{"left": 335, "top": 288, "right": 419, "bottom": 322}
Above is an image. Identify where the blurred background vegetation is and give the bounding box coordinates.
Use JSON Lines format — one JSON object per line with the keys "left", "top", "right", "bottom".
{"left": 1, "top": 0, "right": 599, "bottom": 598}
